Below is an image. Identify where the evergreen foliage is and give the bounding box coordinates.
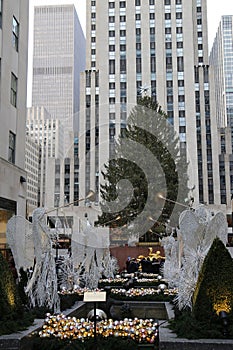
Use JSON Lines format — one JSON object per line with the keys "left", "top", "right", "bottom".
{"left": 0, "top": 253, "right": 47, "bottom": 335}
{"left": 0, "top": 250, "right": 23, "bottom": 320}
{"left": 97, "top": 96, "right": 189, "bottom": 240}
{"left": 30, "top": 336, "right": 138, "bottom": 350}
{"left": 192, "top": 237, "right": 233, "bottom": 323}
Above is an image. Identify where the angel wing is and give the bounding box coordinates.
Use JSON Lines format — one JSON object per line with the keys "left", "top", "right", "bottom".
{"left": 205, "top": 211, "right": 228, "bottom": 247}
{"left": 179, "top": 210, "right": 203, "bottom": 251}
{"left": 6, "top": 215, "right": 34, "bottom": 275}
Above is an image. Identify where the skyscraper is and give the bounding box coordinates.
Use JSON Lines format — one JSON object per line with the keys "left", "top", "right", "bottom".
{"left": 28, "top": 4, "right": 86, "bottom": 210}
{"left": 210, "top": 15, "right": 233, "bottom": 208}
{"left": 79, "top": 0, "right": 221, "bottom": 211}
{"left": 32, "top": 4, "right": 86, "bottom": 154}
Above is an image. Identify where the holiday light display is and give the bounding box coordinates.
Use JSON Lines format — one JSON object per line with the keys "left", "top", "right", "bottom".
{"left": 39, "top": 313, "right": 159, "bottom": 344}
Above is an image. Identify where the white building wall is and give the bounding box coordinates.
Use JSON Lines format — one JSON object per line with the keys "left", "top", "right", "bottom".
{"left": 0, "top": 0, "right": 29, "bottom": 246}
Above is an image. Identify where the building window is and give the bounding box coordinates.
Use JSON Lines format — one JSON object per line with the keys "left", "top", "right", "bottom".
{"left": 8, "top": 131, "right": 16, "bottom": 164}
{"left": 109, "top": 2, "right": 115, "bottom": 8}
{"left": 121, "top": 82, "right": 127, "bottom": 89}
{"left": 10, "top": 72, "right": 17, "bottom": 107}
{"left": 120, "top": 30, "right": 126, "bottom": 37}
{"left": 109, "top": 44, "right": 115, "bottom": 51}
{"left": 136, "top": 57, "right": 141, "bottom": 73}
{"left": 120, "top": 1, "right": 126, "bottom": 8}
{"left": 86, "top": 71, "right": 91, "bottom": 88}
{"left": 120, "top": 58, "right": 126, "bottom": 73}
{"left": 109, "top": 30, "right": 115, "bottom": 37}
{"left": 0, "top": 0, "right": 2, "bottom": 28}
{"left": 120, "top": 16, "right": 126, "bottom": 22}
{"left": 135, "top": 14, "right": 141, "bottom": 20}
{"left": 109, "top": 59, "right": 115, "bottom": 74}
{"left": 151, "top": 56, "right": 156, "bottom": 73}
{"left": 177, "top": 57, "right": 184, "bottom": 71}
{"left": 86, "top": 95, "right": 91, "bottom": 108}
{"left": 95, "top": 72, "right": 99, "bottom": 87}
{"left": 135, "top": 0, "right": 141, "bottom": 5}
{"left": 149, "top": 0, "right": 155, "bottom": 5}
{"left": 109, "top": 16, "right": 115, "bottom": 23}
{"left": 12, "top": 17, "right": 19, "bottom": 52}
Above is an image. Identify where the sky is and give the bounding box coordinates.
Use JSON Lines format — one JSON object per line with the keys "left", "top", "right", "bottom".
{"left": 30, "top": 0, "right": 233, "bottom": 49}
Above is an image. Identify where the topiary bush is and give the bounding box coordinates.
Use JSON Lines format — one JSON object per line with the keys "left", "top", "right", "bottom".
{"left": 0, "top": 252, "right": 81, "bottom": 335}
{"left": 192, "top": 237, "right": 233, "bottom": 324}
{"left": 0, "top": 250, "right": 23, "bottom": 319}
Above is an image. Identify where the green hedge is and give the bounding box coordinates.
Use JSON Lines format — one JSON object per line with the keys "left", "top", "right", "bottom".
{"left": 28, "top": 335, "right": 140, "bottom": 350}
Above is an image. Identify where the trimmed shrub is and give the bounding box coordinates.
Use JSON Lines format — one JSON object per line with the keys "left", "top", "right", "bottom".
{"left": 0, "top": 251, "right": 23, "bottom": 319}
{"left": 192, "top": 237, "right": 233, "bottom": 323}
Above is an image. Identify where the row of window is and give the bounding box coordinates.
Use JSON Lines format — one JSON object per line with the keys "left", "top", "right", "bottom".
{"left": 108, "top": 0, "right": 182, "bottom": 7}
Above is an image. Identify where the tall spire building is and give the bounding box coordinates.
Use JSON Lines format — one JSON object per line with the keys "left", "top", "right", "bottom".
{"left": 79, "top": 0, "right": 221, "bottom": 210}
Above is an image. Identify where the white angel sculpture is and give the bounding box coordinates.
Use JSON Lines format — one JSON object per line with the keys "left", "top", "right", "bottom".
{"left": 25, "top": 208, "right": 60, "bottom": 312}
{"left": 6, "top": 208, "right": 60, "bottom": 312}
{"left": 161, "top": 205, "right": 228, "bottom": 310}
{"left": 71, "top": 220, "right": 114, "bottom": 289}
